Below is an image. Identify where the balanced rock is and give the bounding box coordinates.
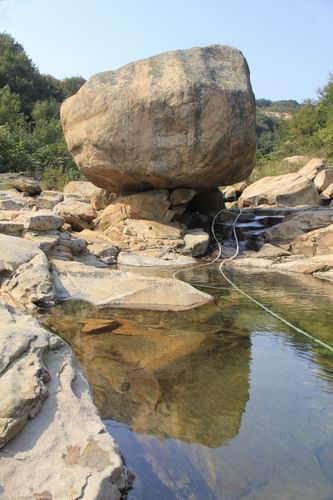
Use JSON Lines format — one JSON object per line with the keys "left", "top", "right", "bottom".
{"left": 61, "top": 45, "right": 256, "bottom": 193}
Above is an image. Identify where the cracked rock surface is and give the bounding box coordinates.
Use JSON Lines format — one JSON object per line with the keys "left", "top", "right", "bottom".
{"left": 0, "top": 301, "right": 127, "bottom": 499}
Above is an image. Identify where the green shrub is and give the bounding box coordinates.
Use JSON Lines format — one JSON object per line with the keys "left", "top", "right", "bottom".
{"left": 41, "top": 165, "right": 82, "bottom": 191}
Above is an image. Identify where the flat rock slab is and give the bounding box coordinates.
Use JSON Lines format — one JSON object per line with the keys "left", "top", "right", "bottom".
{"left": 53, "top": 260, "right": 212, "bottom": 310}
{"left": 0, "top": 233, "right": 42, "bottom": 272}
{"left": 117, "top": 252, "right": 197, "bottom": 268}
{"left": 0, "top": 301, "right": 127, "bottom": 499}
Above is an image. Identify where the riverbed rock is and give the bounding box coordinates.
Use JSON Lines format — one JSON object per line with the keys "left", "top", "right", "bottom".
{"left": 238, "top": 172, "right": 321, "bottom": 207}
{"left": 61, "top": 45, "right": 256, "bottom": 193}
{"left": 274, "top": 254, "right": 333, "bottom": 274}
{"left": 321, "top": 183, "right": 333, "bottom": 202}
{"left": 95, "top": 190, "right": 173, "bottom": 231}
{"left": 0, "top": 233, "right": 43, "bottom": 273}
{"left": 117, "top": 252, "right": 196, "bottom": 267}
{"left": 0, "top": 220, "right": 24, "bottom": 236}
{"left": 184, "top": 229, "right": 210, "bottom": 256}
{"left": 299, "top": 158, "right": 326, "bottom": 180}
{"left": 314, "top": 169, "right": 333, "bottom": 192}
{"left": 36, "top": 190, "right": 64, "bottom": 209}
{"left": 63, "top": 180, "right": 115, "bottom": 210}
{"left": 0, "top": 302, "right": 127, "bottom": 499}
{"left": 0, "top": 234, "right": 54, "bottom": 308}
{"left": 18, "top": 211, "right": 64, "bottom": 231}
{"left": 52, "top": 260, "right": 212, "bottom": 311}
{"left": 10, "top": 177, "right": 41, "bottom": 195}
{"left": 314, "top": 269, "right": 333, "bottom": 284}
{"left": 291, "top": 224, "right": 333, "bottom": 256}
{"left": 54, "top": 200, "right": 97, "bottom": 231}
{"left": 264, "top": 209, "right": 333, "bottom": 243}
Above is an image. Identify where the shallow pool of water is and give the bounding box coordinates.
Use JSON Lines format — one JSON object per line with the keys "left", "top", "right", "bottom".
{"left": 43, "top": 267, "right": 333, "bottom": 499}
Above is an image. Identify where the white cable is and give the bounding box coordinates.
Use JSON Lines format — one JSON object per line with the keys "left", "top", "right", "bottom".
{"left": 174, "top": 205, "right": 333, "bottom": 354}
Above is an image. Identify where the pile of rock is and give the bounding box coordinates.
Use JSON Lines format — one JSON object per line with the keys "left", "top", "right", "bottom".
{"left": 226, "top": 205, "right": 333, "bottom": 284}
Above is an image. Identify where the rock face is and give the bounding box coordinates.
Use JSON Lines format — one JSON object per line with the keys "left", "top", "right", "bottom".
{"left": 61, "top": 45, "right": 256, "bottom": 193}
{"left": 0, "top": 301, "right": 127, "bottom": 499}
{"left": 239, "top": 172, "right": 321, "bottom": 208}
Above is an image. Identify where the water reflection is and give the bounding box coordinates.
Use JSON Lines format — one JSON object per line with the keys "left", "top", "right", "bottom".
{"left": 43, "top": 267, "right": 333, "bottom": 499}
{"left": 44, "top": 301, "right": 251, "bottom": 448}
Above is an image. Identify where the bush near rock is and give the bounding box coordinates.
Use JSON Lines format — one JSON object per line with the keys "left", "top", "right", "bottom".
{"left": 61, "top": 45, "right": 256, "bottom": 193}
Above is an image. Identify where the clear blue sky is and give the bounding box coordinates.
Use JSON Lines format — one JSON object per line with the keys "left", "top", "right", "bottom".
{"left": 1, "top": 0, "right": 332, "bottom": 101}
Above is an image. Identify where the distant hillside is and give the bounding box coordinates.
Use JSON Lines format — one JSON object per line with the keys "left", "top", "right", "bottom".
{"left": 255, "top": 99, "right": 301, "bottom": 158}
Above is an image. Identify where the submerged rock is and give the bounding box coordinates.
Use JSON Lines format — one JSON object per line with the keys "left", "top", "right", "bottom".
{"left": 61, "top": 45, "right": 256, "bottom": 193}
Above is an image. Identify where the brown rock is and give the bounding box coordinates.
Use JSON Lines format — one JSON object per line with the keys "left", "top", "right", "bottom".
{"left": 314, "top": 169, "right": 333, "bottom": 192}
{"left": 299, "top": 158, "right": 326, "bottom": 180}
{"left": 61, "top": 45, "right": 256, "bottom": 193}
{"left": 10, "top": 177, "right": 41, "bottom": 195}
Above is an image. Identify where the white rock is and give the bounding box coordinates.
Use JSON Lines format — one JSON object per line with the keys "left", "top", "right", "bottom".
{"left": 118, "top": 252, "right": 197, "bottom": 267}
{"left": 0, "top": 302, "right": 127, "bottom": 498}
{"left": 53, "top": 260, "right": 212, "bottom": 311}
{"left": 184, "top": 229, "right": 210, "bottom": 256}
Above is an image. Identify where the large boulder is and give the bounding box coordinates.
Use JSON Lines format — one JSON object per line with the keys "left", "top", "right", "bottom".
{"left": 61, "top": 45, "right": 256, "bottom": 193}
{"left": 239, "top": 172, "right": 321, "bottom": 207}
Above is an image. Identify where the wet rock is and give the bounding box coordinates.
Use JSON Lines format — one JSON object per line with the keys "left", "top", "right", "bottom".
{"left": 274, "top": 254, "right": 333, "bottom": 274}
{"left": 61, "top": 45, "right": 256, "bottom": 193}
{"left": 314, "top": 269, "right": 333, "bottom": 284}
{"left": 264, "top": 209, "right": 333, "bottom": 243}
{"left": 52, "top": 260, "right": 212, "bottom": 311}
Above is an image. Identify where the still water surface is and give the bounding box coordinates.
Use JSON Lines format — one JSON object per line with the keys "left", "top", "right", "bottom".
{"left": 44, "top": 267, "right": 333, "bottom": 499}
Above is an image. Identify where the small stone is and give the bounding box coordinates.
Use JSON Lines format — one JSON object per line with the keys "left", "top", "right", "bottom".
{"left": 184, "top": 229, "right": 210, "bottom": 257}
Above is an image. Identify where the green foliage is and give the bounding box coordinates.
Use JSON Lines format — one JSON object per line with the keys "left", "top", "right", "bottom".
{"left": 0, "top": 85, "right": 25, "bottom": 130}
{"left": 274, "top": 77, "right": 333, "bottom": 161}
{"left": 255, "top": 75, "right": 333, "bottom": 180}
{"left": 41, "top": 165, "right": 82, "bottom": 191}
{"left": 0, "top": 32, "right": 85, "bottom": 175}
